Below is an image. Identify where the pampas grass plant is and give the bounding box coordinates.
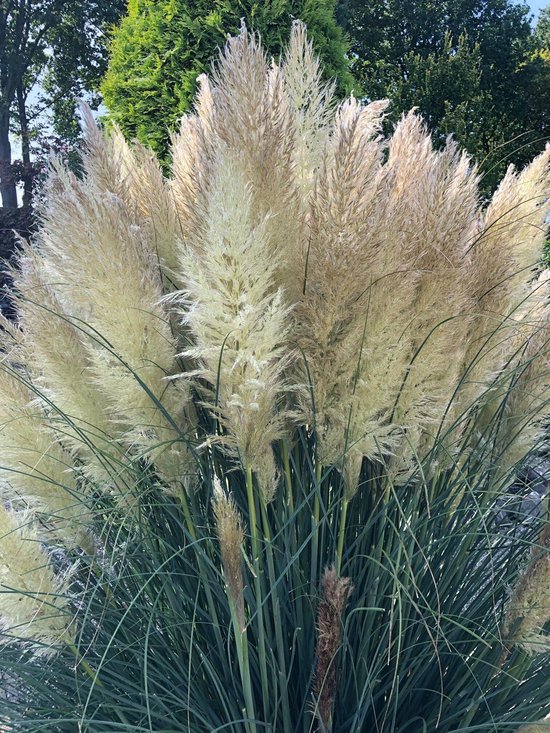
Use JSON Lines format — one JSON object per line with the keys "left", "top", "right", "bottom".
{"left": 0, "top": 22, "right": 550, "bottom": 732}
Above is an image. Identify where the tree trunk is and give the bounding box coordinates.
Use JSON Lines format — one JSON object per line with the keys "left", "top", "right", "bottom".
{"left": 0, "top": 107, "right": 17, "bottom": 208}
{"left": 16, "top": 84, "right": 32, "bottom": 208}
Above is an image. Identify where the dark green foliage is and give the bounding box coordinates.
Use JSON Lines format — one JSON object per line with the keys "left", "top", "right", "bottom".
{"left": 526, "top": 9, "right": 550, "bottom": 165}
{"left": 535, "top": 5, "right": 550, "bottom": 48}
{"left": 102, "top": 0, "right": 354, "bottom": 161}
{"left": 337, "top": 0, "right": 549, "bottom": 192}
{"left": 387, "top": 34, "right": 491, "bottom": 153}
{"left": 336, "top": 0, "right": 531, "bottom": 100}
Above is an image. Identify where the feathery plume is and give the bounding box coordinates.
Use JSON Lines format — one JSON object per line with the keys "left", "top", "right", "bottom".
{"left": 170, "top": 107, "right": 213, "bottom": 252}
{"left": 464, "top": 269, "right": 550, "bottom": 473}
{"left": 387, "top": 135, "right": 480, "bottom": 473}
{"left": 495, "top": 308, "right": 550, "bottom": 470}
{"left": 314, "top": 566, "right": 353, "bottom": 731}
{"left": 462, "top": 144, "right": 550, "bottom": 403}
{"left": 0, "top": 505, "right": 74, "bottom": 655}
{"left": 79, "top": 105, "right": 136, "bottom": 202}
{"left": 476, "top": 145, "right": 550, "bottom": 310}
{"left": 13, "top": 253, "right": 118, "bottom": 475}
{"left": 82, "top": 110, "right": 186, "bottom": 280}
{"left": 502, "top": 522, "right": 550, "bottom": 654}
{"left": 126, "top": 141, "right": 183, "bottom": 278}
{"left": 177, "top": 151, "right": 290, "bottom": 499}
{"left": 281, "top": 20, "right": 336, "bottom": 196}
{"left": 0, "top": 359, "right": 91, "bottom": 548}
{"left": 208, "top": 25, "right": 305, "bottom": 302}
{"left": 35, "top": 155, "right": 196, "bottom": 490}
{"left": 294, "top": 98, "right": 411, "bottom": 492}
{"left": 11, "top": 253, "right": 143, "bottom": 511}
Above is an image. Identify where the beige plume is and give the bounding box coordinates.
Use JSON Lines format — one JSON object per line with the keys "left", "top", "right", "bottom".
{"left": 177, "top": 151, "right": 291, "bottom": 500}
{"left": 462, "top": 145, "right": 550, "bottom": 407}
{"left": 281, "top": 20, "right": 336, "bottom": 196}
{"left": 0, "top": 505, "right": 74, "bottom": 655}
{"left": 33, "top": 137, "right": 196, "bottom": 491}
{"left": 502, "top": 522, "right": 550, "bottom": 654}
{"left": 0, "top": 354, "right": 91, "bottom": 548}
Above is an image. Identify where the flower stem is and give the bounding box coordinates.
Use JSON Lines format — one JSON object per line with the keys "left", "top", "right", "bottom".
{"left": 311, "top": 460, "right": 323, "bottom": 595}
{"left": 246, "top": 464, "right": 269, "bottom": 724}
{"left": 336, "top": 497, "right": 349, "bottom": 575}
{"left": 230, "top": 603, "right": 257, "bottom": 733}
{"left": 260, "top": 498, "right": 291, "bottom": 732}
{"left": 67, "top": 642, "right": 101, "bottom": 686}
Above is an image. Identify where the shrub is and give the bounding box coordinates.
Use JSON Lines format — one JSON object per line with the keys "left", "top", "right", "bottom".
{"left": 0, "top": 23, "right": 549, "bottom": 733}
{"left": 101, "top": 0, "right": 354, "bottom": 162}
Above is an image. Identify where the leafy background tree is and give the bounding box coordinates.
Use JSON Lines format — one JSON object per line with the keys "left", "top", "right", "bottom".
{"left": 535, "top": 4, "right": 550, "bottom": 45}
{"left": 388, "top": 33, "right": 490, "bottom": 152}
{"left": 337, "top": 0, "right": 549, "bottom": 191}
{"left": 530, "top": 6, "right": 550, "bottom": 144}
{"left": 101, "top": 0, "right": 354, "bottom": 162}
{"left": 0, "top": 0, "right": 124, "bottom": 208}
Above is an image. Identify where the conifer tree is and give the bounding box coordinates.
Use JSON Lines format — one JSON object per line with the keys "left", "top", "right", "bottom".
{"left": 102, "top": 0, "right": 354, "bottom": 161}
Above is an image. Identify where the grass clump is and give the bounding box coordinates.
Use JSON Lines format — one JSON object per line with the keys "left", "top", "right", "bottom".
{"left": 0, "top": 21, "right": 550, "bottom": 733}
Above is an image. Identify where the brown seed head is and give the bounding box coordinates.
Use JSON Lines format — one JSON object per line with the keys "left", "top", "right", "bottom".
{"left": 314, "top": 566, "right": 353, "bottom": 730}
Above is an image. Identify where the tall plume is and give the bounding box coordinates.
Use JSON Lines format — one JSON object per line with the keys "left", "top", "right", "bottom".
{"left": 502, "top": 522, "right": 550, "bottom": 655}
{"left": 35, "top": 128, "right": 196, "bottom": 491}
{"left": 208, "top": 26, "right": 306, "bottom": 303}
{"left": 494, "top": 299, "right": 550, "bottom": 472}
{"left": 13, "top": 253, "right": 118, "bottom": 476}
{"left": 461, "top": 145, "right": 550, "bottom": 408}
{"left": 281, "top": 20, "right": 336, "bottom": 197}
{"left": 0, "top": 505, "right": 74, "bottom": 655}
{"left": 387, "top": 128, "right": 480, "bottom": 474}
{"left": 123, "top": 140, "right": 183, "bottom": 279}
{"left": 79, "top": 104, "right": 136, "bottom": 202}
{"left": 294, "top": 98, "right": 411, "bottom": 491}
{"left": 170, "top": 80, "right": 215, "bottom": 256}
{"left": 177, "top": 151, "right": 291, "bottom": 500}
{"left": 9, "top": 253, "right": 145, "bottom": 513}
{"left": 0, "top": 353, "right": 91, "bottom": 548}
